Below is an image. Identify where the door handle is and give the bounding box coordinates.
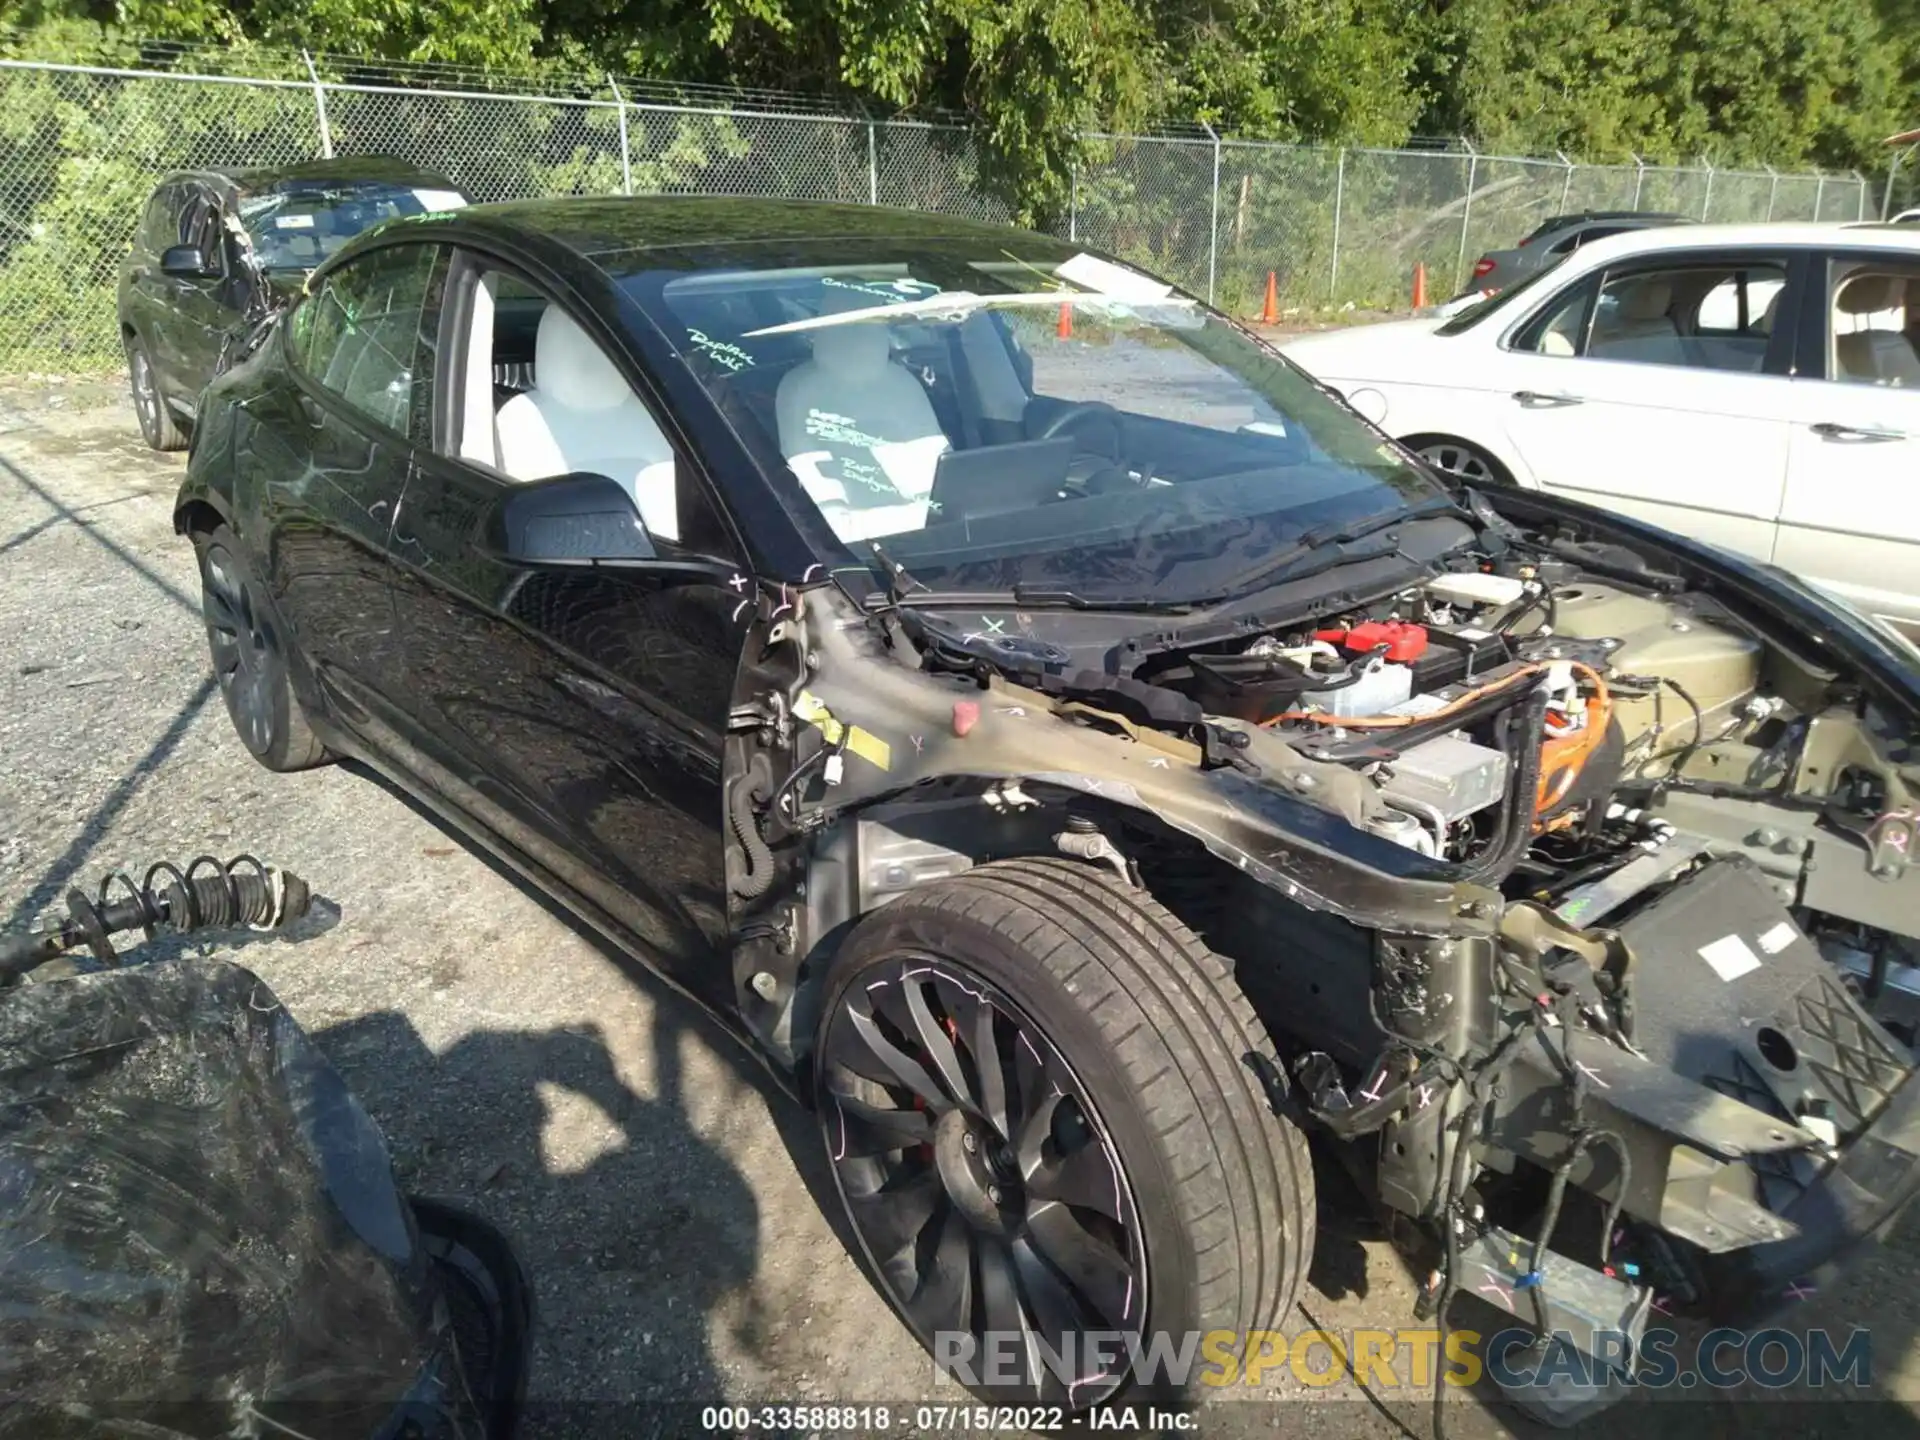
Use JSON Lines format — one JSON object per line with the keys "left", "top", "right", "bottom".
{"left": 1811, "top": 420, "right": 1905, "bottom": 442}
{"left": 1512, "top": 390, "right": 1584, "bottom": 408}
{"left": 295, "top": 392, "right": 325, "bottom": 428}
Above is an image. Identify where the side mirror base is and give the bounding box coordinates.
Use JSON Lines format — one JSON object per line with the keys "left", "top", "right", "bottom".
{"left": 488, "top": 472, "right": 658, "bottom": 564}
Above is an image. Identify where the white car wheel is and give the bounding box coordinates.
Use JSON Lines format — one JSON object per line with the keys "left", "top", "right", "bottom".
{"left": 1414, "top": 439, "right": 1501, "bottom": 485}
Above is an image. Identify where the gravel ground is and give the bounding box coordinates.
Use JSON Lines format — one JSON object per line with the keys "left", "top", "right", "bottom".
{"left": 4, "top": 379, "right": 1920, "bottom": 1439}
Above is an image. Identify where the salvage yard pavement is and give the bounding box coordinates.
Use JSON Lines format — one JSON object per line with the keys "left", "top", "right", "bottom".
{"left": 5, "top": 379, "right": 1920, "bottom": 1438}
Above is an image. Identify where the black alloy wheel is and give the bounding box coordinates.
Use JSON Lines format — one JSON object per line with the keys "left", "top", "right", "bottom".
{"left": 819, "top": 958, "right": 1147, "bottom": 1408}
{"left": 195, "top": 525, "right": 329, "bottom": 771}
{"left": 814, "top": 859, "right": 1312, "bottom": 1411}
{"left": 126, "top": 334, "right": 185, "bottom": 451}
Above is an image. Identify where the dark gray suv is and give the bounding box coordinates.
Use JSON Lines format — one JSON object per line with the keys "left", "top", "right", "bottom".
{"left": 117, "top": 157, "right": 466, "bottom": 450}
{"left": 1460, "top": 209, "right": 1693, "bottom": 298}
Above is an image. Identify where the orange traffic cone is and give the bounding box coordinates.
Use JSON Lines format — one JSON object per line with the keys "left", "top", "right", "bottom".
{"left": 1261, "top": 270, "right": 1279, "bottom": 325}
{"left": 1411, "top": 261, "right": 1429, "bottom": 309}
{"left": 1057, "top": 302, "right": 1073, "bottom": 339}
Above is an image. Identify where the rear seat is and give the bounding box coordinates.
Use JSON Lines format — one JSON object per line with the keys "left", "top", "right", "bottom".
{"left": 1833, "top": 275, "right": 1920, "bottom": 387}
{"left": 1589, "top": 277, "right": 1685, "bottom": 364}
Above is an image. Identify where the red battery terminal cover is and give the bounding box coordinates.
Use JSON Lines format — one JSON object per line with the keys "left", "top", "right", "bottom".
{"left": 1313, "top": 621, "right": 1430, "bottom": 663}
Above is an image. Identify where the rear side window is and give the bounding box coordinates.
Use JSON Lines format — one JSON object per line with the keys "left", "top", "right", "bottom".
{"left": 1547, "top": 224, "right": 1630, "bottom": 257}
{"left": 1508, "top": 259, "right": 1786, "bottom": 373}
{"left": 139, "top": 185, "right": 183, "bottom": 253}
{"left": 290, "top": 242, "right": 450, "bottom": 439}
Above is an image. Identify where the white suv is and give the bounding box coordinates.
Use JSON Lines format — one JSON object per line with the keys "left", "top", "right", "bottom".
{"left": 1280, "top": 223, "right": 1920, "bottom": 642}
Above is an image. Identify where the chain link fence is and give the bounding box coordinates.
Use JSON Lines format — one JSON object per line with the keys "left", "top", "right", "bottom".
{"left": 0, "top": 54, "right": 1877, "bottom": 376}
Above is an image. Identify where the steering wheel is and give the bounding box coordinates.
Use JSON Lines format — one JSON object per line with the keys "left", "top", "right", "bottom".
{"left": 1037, "top": 400, "right": 1124, "bottom": 457}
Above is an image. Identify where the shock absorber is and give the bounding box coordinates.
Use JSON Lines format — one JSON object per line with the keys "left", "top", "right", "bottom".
{"left": 0, "top": 855, "right": 312, "bottom": 983}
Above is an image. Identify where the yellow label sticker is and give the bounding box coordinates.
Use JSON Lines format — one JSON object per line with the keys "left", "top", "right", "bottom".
{"left": 843, "top": 726, "right": 892, "bottom": 771}
{"left": 794, "top": 691, "right": 891, "bottom": 771}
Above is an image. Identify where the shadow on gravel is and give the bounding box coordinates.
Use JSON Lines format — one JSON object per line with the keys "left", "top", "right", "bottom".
{"left": 1, "top": 674, "right": 217, "bottom": 934}
{"left": 324, "top": 760, "right": 875, "bottom": 1431}
{"left": 317, "top": 1000, "right": 762, "bottom": 1439}
{"left": 0, "top": 449, "right": 216, "bottom": 933}
{"left": 0, "top": 453, "right": 197, "bottom": 613}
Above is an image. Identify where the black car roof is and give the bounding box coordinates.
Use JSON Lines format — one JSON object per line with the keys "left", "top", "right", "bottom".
{"left": 438, "top": 195, "right": 1055, "bottom": 261}
{"left": 167, "top": 156, "right": 460, "bottom": 198}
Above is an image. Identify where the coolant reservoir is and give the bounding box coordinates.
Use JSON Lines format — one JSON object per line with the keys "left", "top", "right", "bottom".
{"left": 1304, "top": 660, "right": 1414, "bottom": 718}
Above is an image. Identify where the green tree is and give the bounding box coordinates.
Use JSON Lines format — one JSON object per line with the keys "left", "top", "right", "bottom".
{"left": 1428, "top": 0, "right": 1902, "bottom": 168}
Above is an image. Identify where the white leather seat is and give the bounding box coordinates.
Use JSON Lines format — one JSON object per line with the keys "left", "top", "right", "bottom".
{"left": 1590, "top": 277, "right": 1682, "bottom": 363}
{"left": 1833, "top": 276, "right": 1920, "bottom": 387}
{"left": 496, "top": 306, "right": 680, "bottom": 541}
{"left": 773, "top": 324, "right": 951, "bottom": 540}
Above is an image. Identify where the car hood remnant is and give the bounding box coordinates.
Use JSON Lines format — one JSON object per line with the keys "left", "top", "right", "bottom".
{"left": 719, "top": 479, "right": 1920, "bottom": 1419}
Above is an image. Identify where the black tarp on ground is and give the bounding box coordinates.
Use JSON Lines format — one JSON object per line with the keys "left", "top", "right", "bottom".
{"left": 0, "top": 957, "right": 483, "bottom": 1439}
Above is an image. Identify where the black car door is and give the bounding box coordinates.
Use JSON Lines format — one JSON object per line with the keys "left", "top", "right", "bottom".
{"left": 157, "top": 185, "right": 241, "bottom": 407}
{"left": 126, "top": 183, "right": 193, "bottom": 393}
{"left": 245, "top": 239, "right": 452, "bottom": 754}
{"left": 388, "top": 253, "right": 743, "bottom": 999}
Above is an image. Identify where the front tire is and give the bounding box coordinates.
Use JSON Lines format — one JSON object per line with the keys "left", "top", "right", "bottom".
{"left": 126, "top": 333, "right": 186, "bottom": 452}
{"left": 193, "top": 524, "right": 331, "bottom": 772}
{"left": 813, "top": 858, "right": 1312, "bottom": 1408}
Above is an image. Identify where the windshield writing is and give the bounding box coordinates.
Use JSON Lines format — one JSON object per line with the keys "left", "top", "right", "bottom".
{"left": 621, "top": 243, "right": 1442, "bottom": 602}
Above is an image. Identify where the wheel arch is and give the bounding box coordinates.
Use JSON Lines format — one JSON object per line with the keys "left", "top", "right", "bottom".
{"left": 173, "top": 484, "right": 235, "bottom": 539}
{"left": 784, "top": 777, "right": 1493, "bottom": 1085}
{"left": 1398, "top": 430, "right": 1529, "bottom": 488}
{"left": 174, "top": 496, "right": 228, "bottom": 539}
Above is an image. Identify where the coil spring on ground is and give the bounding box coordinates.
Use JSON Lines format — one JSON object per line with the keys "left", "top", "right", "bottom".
{"left": 55, "top": 855, "right": 309, "bottom": 967}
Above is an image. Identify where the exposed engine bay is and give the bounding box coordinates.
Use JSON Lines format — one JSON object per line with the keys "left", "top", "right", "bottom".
{"left": 1132, "top": 556, "right": 1920, "bottom": 967}
{"left": 719, "top": 492, "right": 1920, "bottom": 1421}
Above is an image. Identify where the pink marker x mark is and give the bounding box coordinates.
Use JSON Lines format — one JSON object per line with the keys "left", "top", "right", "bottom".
{"left": 1651, "top": 1294, "right": 1673, "bottom": 1315}
{"left": 1784, "top": 1280, "right": 1817, "bottom": 1302}
{"left": 1478, "top": 1271, "right": 1514, "bottom": 1306}
{"left": 1359, "top": 1070, "right": 1388, "bottom": 1103}
{"left": 1574, "top": 1060, "right": 1611, "bottom": 1090}
{"left": 1416, "top": 1082, "right": 1436, "bottom": 1110}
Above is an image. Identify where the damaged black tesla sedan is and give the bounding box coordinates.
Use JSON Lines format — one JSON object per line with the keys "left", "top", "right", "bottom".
{"left": 173, "top": 195, "right": 1920, "bottom": 1416}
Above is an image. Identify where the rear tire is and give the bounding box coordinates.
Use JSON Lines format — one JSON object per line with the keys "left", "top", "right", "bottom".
{"left": 813, "top": 857, "right": 1312, "bottom": 1407}
{"left": 126, "top": 333, "right": 185, "bottom": 452}
{"left": 192, "top": 524, "right": 331, "bottom": 771}
{"left": 1404, "top": 433, "right": 1509, "bottom": 487}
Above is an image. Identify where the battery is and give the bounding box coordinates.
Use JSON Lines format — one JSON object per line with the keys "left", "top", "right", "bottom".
{"left": 1409, "top": 625, "right": 1511, "bottom": 690}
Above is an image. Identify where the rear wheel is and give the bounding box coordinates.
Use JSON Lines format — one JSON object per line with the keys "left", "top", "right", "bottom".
{"left": 1406, "top": 434, "right": 1508, "bottom": 486}
{"left": 813, "top": 857, "right": 1312, "bottom": 1407}
{"left": 193, "top": 524, "right": 330, "bottom": 771}
{"left": 126, "top": 333, "right": 185, "bottom": 452}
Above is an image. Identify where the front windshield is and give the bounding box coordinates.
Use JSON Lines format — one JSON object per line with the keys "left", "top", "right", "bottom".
{"left": 236, "top": 183, "right": 466, "bottom": 272}
{"left": 618, "top": 238, "right": 1443, "bottom": 602}
{"left": 1433, "top": 262, "right": 1565, "bottom": 336}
